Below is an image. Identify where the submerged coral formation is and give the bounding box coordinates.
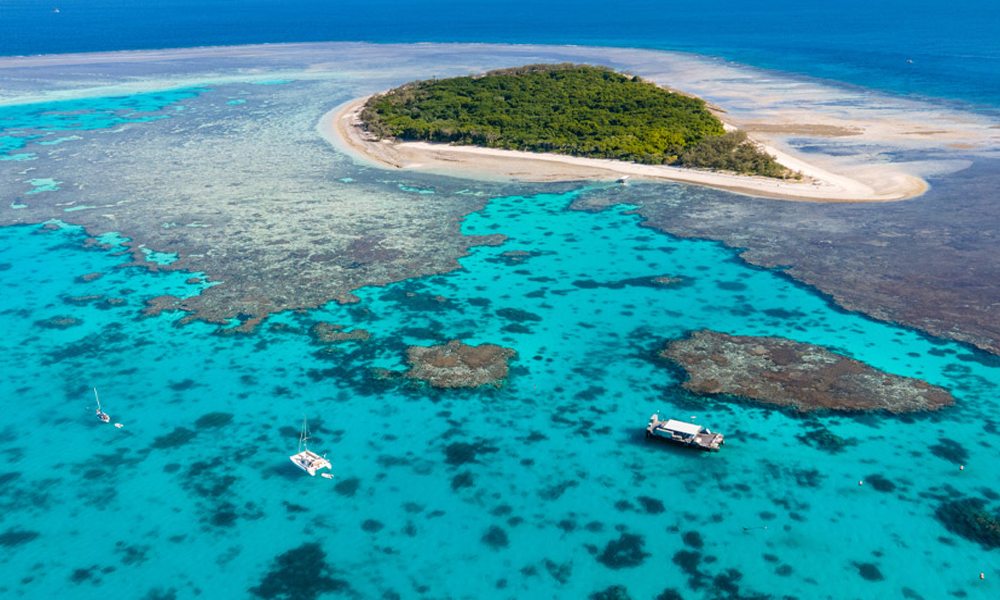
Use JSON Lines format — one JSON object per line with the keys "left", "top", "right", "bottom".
{"left": 934, "top": 497, "right": 1000, "bottom": 550}
{"left": 662, "top": 330, "right": 954, "bottom": 412}
{"left": 308, "top": 322, "right": 371, "bottom": 343}
{"left": 402, "top": 340, "right": 515, "bottom": 388}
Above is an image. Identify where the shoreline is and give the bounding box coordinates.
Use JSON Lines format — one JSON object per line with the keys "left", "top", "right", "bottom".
{"left": 324, "top": 96, "right": 929, "bottom": 203}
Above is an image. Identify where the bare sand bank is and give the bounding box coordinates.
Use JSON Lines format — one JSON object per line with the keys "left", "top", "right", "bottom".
{"left": 323, "top": 96, "right": 928, "bottom": 203}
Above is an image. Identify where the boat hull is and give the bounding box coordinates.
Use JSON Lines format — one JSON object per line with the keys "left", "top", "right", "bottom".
{"left": 289, "top": 450, "right": 331, "bottom": 476}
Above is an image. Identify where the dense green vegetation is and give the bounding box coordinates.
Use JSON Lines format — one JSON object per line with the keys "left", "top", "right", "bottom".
{"left": 360, "top": 64, "right": 793, "bottom": 178}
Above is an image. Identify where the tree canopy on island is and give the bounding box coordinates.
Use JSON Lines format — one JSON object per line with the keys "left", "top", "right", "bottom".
{"left": 360, "top": 64, "right": 792, "bottom": 178}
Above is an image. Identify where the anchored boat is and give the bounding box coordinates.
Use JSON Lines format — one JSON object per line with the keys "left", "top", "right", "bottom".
{"left": 92, "top": 388, "right": 111, "bottom": 423}
{"left": 289, "top": 416, "right": 332, "bottom": 477}
{"left": 646, "top": 413, "right": 724, "bottom": 452}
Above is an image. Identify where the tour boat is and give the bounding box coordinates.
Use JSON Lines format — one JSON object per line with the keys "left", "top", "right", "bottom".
{"left": 289, "top": 416, "right": 332, "bottom": 476}
{"left": 645, "top": 413, "right": 724, "bottom": 451}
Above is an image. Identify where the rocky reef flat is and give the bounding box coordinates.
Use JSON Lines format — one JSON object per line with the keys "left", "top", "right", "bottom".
{"left": 402, "top": 340, "right": 515, "bottom": 388}
{"left": 662, "top": 330, "right": 954, "bottom": 412}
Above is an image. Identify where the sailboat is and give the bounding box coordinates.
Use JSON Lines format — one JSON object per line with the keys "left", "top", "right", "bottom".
{"left": 289, "top": 416, "right": 332, "bottom": 477}
{"left": 93, "top": 388, "right": 111, "bottom": 423}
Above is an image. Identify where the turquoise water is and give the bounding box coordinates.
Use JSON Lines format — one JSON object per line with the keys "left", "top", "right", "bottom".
{"left": 2, "top": 181, "right": 999, "bottom": 598}
{"left": 0, "top": 89, "right": 203, "bottom": 161}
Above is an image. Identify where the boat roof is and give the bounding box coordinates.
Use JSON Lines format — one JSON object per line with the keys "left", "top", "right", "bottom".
{"left": 663, "top": 419, "right": 702, "bottom": 436}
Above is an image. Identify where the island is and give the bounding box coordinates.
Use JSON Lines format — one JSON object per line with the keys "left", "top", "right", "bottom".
{"left": 661, "top": 330, "right": 954, "bottom": 412}
{"left": 360, "top": 64, "right": 790, "bottom": 178}
{"left": 330, "top": 63, "right": 927, "bottom": 202}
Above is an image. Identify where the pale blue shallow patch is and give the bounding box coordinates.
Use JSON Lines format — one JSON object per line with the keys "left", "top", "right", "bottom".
{"left": 1, "top": 152, "right": 37, "bottom": 161}
{"left": 37, "top": 135, "right": 82, "bottom": 145}
{"left": 397, "top": 183, "right": 436, "bottom": 194}
{"left": 0, "top": 88, "right": 204, "bottom": 156}
{"left": 141, "top": 247, "right": 180, "bottom": 265}
{"left": 24, "top": 177, "right": 62, "bottom": 194}
{"left": 95, "top": 231, "right": 131, "bottom": 247}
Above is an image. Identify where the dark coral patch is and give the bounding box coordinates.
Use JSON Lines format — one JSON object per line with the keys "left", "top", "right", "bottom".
{"left": 70, "top": 567, "right": 94, "bottom": 584}
{"left": 672, "top": 550, "right": 701, "bottom": 576}
{"left": 544, "top": 559, "right": 572, "bottom": 584}
{"left": 194, "top": 412, "right": 234, "bottom": 429}
{"left": 210, "top": 502, "right": 239, "bottom": 528}
{"left": 539, "top": 479, "right": 578, "bottom": 500}
{"left": 865, "top": 474, "right": 896, "bottom": 493}
{"left": 333, "top": 477, "right": 361, "bottom": 497}
{"left": 0, "top": 528, "right": 40, "bottom": 547}
{"left": 150, "top": 427, "right": 198, "bottom": 449}
{"left": 637, "top": 496, "right": 665, "bottom": 514}
{"left": 361, "top": 519, "right": 384, "bottom": 533}
{"left": 444, "top": 441, "right": 498, "bottom": 466}
{"left": 797, "top": 426, "right": 857, "bottom": 454}
{"left": 929, "top": 438, "right": 968, "bottom": 464}
{"left": 250, "top": 543, "right": 349, "bottom": 600}
{"left": 168, "top": 378, "right": 198, "bottom": 391}
{"left": 589, "top": 585, "right": 633, "bottom": 600}
{"left": 115, "top": 541, "right": 150, "bottom": 565}
{"left": 482, "top": 525, "right": 509, "bottom": 549}
{"left": 853, "top": 562, "right": 884, "bottom": 581}
{"left": 597, "top": 533, "right": 649, "bottom": 569}
{"left": 934, "top": 497, "right": 1000, "bottom": 549}
{"left": 496, "top": 307, "right": 542, "bottom": 322}
{"left": 682, "top": 531, "right": 704, "bottom": 549}
{"left": 451, "top": 471, "right": 475, "bottom": 490}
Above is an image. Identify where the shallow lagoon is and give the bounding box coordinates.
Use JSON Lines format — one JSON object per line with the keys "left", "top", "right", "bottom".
{"left": 1, "top": 45, "right": 999, "bottom": 600}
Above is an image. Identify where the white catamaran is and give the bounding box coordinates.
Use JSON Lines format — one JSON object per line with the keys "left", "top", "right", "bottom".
{"left": 289, "top": 417, "right": 332, "bottom": 477}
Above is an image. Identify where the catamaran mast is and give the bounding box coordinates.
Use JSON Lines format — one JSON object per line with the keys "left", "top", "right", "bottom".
{"left": 299, "top": 416, "right": 310, "bottom": 452}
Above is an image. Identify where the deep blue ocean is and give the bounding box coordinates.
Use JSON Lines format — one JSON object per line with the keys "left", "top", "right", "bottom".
{"left": 2, "top": 0, "right": 1000, "bottom": 110}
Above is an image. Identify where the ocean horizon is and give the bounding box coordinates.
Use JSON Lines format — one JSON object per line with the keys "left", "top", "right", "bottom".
{"left": 2, "top": 0, "right": 1000, "bottom": 111}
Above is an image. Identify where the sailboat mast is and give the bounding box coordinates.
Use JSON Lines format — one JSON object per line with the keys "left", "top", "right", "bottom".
{"left": 299, "top": 416, "right": 310, "bottom": 452}
{"left": 94, "top": 388, "right": 101, "bottom": 411}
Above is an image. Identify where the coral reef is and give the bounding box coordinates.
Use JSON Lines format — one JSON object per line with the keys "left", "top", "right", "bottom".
{"left": 308, "top": 322, "right": 371, "bottom": 343}
{"left": 662, "top": 330, "right": 954, "bottom": 412}
{"left": 403, "top": 340, "right": 515, "bottom": 388}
